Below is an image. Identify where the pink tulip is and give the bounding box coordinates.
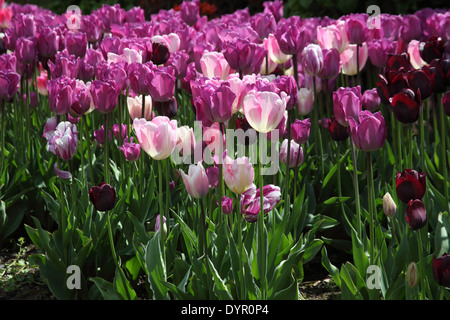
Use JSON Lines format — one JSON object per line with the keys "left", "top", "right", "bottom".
{"left": 127, "top": 94, "right": 152, "bottom": 121}
{"left": 133, "top": 116, "right": 178, "bottom": 160}
{"left": 291, "top": 118, "right": 311, "bottom": 145}
{"left": 176, "top": 125, "right": 195, "bottom": 157}
{"left": 180, "top": 162, "right": 210, "bottom": 199}
{"left": 223, "top": 155, "right": 255, "bottom": 195}
{"left": 333, "top": 86, "right": 362, "bottom": 127}
{"left": 301, "top": 43, "right": 324, "bottom": 77}
{"left": 361, "top": 88, "right": 381, "bottom": 112}
{"left": 280, "top": 139, "right": 304, "bottom": 168}
{"left": 243, "top": 89, "right": 288, "bottom": 133}
{"left": 316, "top": 21, "right": 348, "bottom": 54}
{"left": 297, "top": 87, "right": 314, "bottom": 116}
{"left": 340, "top": 43, "right": 368, "bottom": 76}
{"left": 348, "top": 110, "right": 387, "bottom": 152}
{"left": 266, "top": 33, "right": 292, "bottom": 65}
{"left": 408, "top": 40, "right": 428, "bottom": 70}
{"left": 200, "top": 51, "right": 232, "bottom": 80}
{"left": 241, "top": 184, "right": 281, "bottom": 222}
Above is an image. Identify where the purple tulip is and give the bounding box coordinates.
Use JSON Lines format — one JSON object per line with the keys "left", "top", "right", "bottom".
{"left": 15, "top": 36, "right": 36, "bottom": 65}
{"left": 45, "top": 121, "right": 78, "bottom": 161}
{"left": 180, "top": 0, "right": 200, "bottom": 26}
{"left": 280, "top": 139, "right": 304, "bottom": 168}
{"left": 80, "top": 15, "right": 103, "bottom": 44}
{"left": 367, "top": 39, "right": 397, "bottom": 68}
{"left": 348, "top": 110, "right": 387, "bottom": 152}
{"left": 47, "top": 76, "right": 76, "bottom": 115}
{"left": 194, "top": 81, "right": 236, "bottom": 123}
{"left": 207, "top": 166, "right": 219, "bottom": 188}
{"left": 37, "top": 26, "right": 58, "bottom": 58}
{"left": 223, "top": 38, "right": 267, "bottom": 76}
{"left": 70, "top": 80, "right": 92, "bottom": 117}
{"left": 275, "top": 17, "right": 308, "bottom": 55}
{"left": 89, "top": 182, "right": 116, "bottom": 212}
{"left": 263, "top": 0, "right": 283, "bottom": 22}
{"left": 345, "top": 15, "right": 368, "bottom": 45}
{"left": 112, "top": 123, "right": 127, "bottom": 141}
{"left": 147, "top": 68, "right": 175, "bottom": 102}
{"left": 399, "top": 14, "right": 422, "bottom": 43}
{"left": 165, "top": 50, "right": 190, "bottom": 79}
{"left": 128, "top": 63, "right": 152, "bottom": 96}
{"left": 318, "top": 48, "right": 340, "bottom": 79}
{"left": 361, "top": 88, "right": 381, "bottom": 112}
{"left": 251, "top": 12, "right": 277, "bottom": 42}
{"left": 241, "top": 184, "right": 281, "bottom": 222}
{"left": 120, "top": 137, "right": 140, "bottom": 162}
{"left": 93, "top": 125, "right": 112, "bottom": 145}
{"left": 219, "top": 196, "right": 234, "bottom": 215}
{"left": 333, "top": 86, "right": 362, "bottom": 127}
{"left": 65, "top": 31, "right": 87, "bottom": 58}
{"left": 273, "top": 75, "right": 298, "bottom": 110}
{"left": 90, "top": 79, "right": 119, "bottom": 114}
{"left": 301, "top": 43, "right": 324, "bottom": 77}
{"left": 96, "top": 61, "right": 128, "bottom": 93}
{"left": 43, "top": 116, "right": 58, "bottom": 139}
{"left": 48, "top": 51, "right": 79, "bottom": 79}
{"left": 54, "top": 162, "right": 72, "bottom": 180}
{"left": 0, "top": 70, "right": 20, "bottom": 100}
{"left": 291, "top": 118, "right": 311, "bottom": 145}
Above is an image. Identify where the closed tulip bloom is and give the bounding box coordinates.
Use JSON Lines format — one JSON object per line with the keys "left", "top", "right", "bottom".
{"left": 361, "top": 88, "right": 380, "bottom": 112}
{"left": 243, "top": 89, "right": 288, "bottom": 133}
{"left": 318, "top": 48, "right": 340, "bottom": 79}
{"left": 133, "top": 116, "right": 178, "bottom": 160}
{"left": 150, "top": 42, "right": 170, "bottom": 65}
{"left": 368, "top": 38, "right": 397, "bottom": 68}
{"left": 406, "top": 262, "right": 418, "bottom": 288}
{"left": 200, "top": 51, "right": 232, "bottom": 80}
{"left": 396, "top": 169, "right": 426, "bottom": 204}
{"left": 280, "top": 139, "right": 304, "bottom": 168}
{"left": 345, "top": 15, "right": 368, "bottom": 45}
{"left": 328, "top": 116, "right": 349, "bottom": 141}
{"left": 198, "top": 81, "right": 236, "bottom": 123}
{"left": 119, "top": 137, "right": 140, "bottom": 161}
{"left": 89, "top": 182, "right": 116, "bottom": 212}
{"left": 382, "top": 192, "right": 397, "bottom": 218}
{"left": 223, "top": 38, "right": 266, "bottom": 75}
{"left": 297, "top": 87, "right": 314, "bottom": 116}
{"left": 180, "top": 0, "right": 200, "bottom": 26}
{"left": 407, "top": 68, "right": 434, "bottom": 100}
{"left": 333, "top": 86, "right": 362, "bottom": 127}
{"left": 432, "top": 254, "right": 450, "bottom": 287}
{"left": 390, "top": 88, "right": 421, "bottom": 124}
{"left": 90, "top": 79, "right": 119, "bottom": 114}
{"left": 207, "top": 166, "right": 219, "bottom": 188}
{"left": 273, "top": 75, "right": 298, "bottom": 110}
{"left": 316, "top": 21, "right": 348, "bottom": 54}
{"left": 47, "top": 76, "right": 76, "bottom": 115}
{"left": 37, "top": 26, "right": 58, "bottom": 58}
{"left": 266, "top": 33, "right": 292, "bottom": 65}
{"left": 43, "top": 116, "right": 58, "bottom": 139}
{"left": 70, "top": 80, "right": 92, "bottom": 117}
{"left": 419, "top": 36, "right": 445, "bottom": 64}
{"left": 127, "top": 94, "right": 152, "bottom": 121}
{"left": 15, "top": 36, "right": 36, "bottom": 65}
{"left": 45, "top": 121, "right": 78, "bottom": 161}
{"left": 241, "top": 184, "right": 281, "bottom": 222}
{"left": 180, "top": 162, "right": 210, "bottom": 199}
{"left": 340, "top": 43, "right": 368, "bottom": 76}
{"left": 147, "top": 69, "right": 175, "bottom": 102}
{"left": 406, "top": 199, "right": 427, "bottom": 230}
{"left": 155, "top": 214, "right": 167, "bottom": 235}
{"left": 301, "top": 44, "right": 323, "bottom": 77}
{"left": 176, "top": 125, "right": 195, "bottom": 157}
{"left": 291, "top": 118, "right": 311, "bottom": 145}
{"left": 349, "top": 111, "right": 387, "bottom": 152}
{"left": 65, "top": 31, "right": 87, "bottom": 58}
{"left": 220, "top": 196, "right": 234, "bottom": 215}
{"left": 0, "top": 70, "right": 20, "bottom": 100}
{"left": 128, "top": 63, "right": 152, "bottom": 95}
{"left": 275, "top": 19, "right": 308, "bottom": 55}
{"left": 48, "top": 52, "right": 80, "bottom": 79}
{"left": 223, "top": 155, "right": 255, "bottom": 195}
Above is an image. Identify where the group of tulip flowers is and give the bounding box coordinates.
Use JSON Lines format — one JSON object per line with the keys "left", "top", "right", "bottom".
{"left": 0, "top": 0, "right": 449, "bottom": 301}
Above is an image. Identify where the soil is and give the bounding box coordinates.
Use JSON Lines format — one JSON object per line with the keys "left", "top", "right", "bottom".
{"left": 0, "top": 238, "right": 343, "bottom": 300}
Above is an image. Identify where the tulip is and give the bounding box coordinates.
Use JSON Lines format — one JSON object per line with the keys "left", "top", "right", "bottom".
{"left": 340, "top": 43, "right": 368, "bottom": 76}
{"left": 406, "top": 262, "right": 418, "bottom": 288}
{"left": 165, "top": 50, "right": 190, "bottom": 79}
{"left": 196, "top": 81, "right": 236, "bottom": 123}
{"left": 241, "top": 184, "right": 281, "bottom": 222}
{"left": 408, "top": 40, "right": 428, "bottom": 70}
{"left": 119, "top": 137, "right": 140, "bottom": 162}
{"left": 328, "top": 116, "right": 349, "bottom": 141}
{"left": 266, "top": 33, "right": 292, "bottom": 65}
{"left": 297, "top": 87, "right": 314, "bottom": 116}
{"left": 291, "top": 118, "right": 311, "bottom": 145}
{"left": 37, "top": 26, "right": 58, "bottom": 59}
{"left": 127, "top": 94, "right": 152, "bottom": 121}
{"left": 263, "top": 0, "right": 283, "bottom": 22}
{"left": 361, "top": 88, "right": 380, "bottom": 112}
{"left": 36, "top": 69, "right": 48, "bottom": 96}
{"left": 133, "top": 116, "right": 178, "bottom": 160}
{"left": 382, "top": 192, "right": 397, "bottom": 218}
{"left": 390, "top": 88, "right": 421, "bottom": 124}
{"left": 219, "top": 196, "right": 233, "bottom": 215}
{"left": 243, "top": 89, "right": 288, "bottom": 133}
{"left": 399, "top": 14, "right": 422, "bottom": 43}
{"left": 396, "top": 169, "right": 426, "bottom": 204}
{"left": 15, "top": 36, "right": 36, "bottom": 65}
{"left": 155, "top": 214, "right": 167, "bottom": 234}
{"left": 0, "top": 70, "right": 20, "bottom": 100}
{"left": 316, "top": 21, "right": 348, "bottom": 54}
{"left": 407, "top": 68, "right": 434, "bottom": 100}
{"left": 45, "top": 121, "right": 78, "bottom": 161}
{"left": 273, "top": 75, "right": 298, "bottom": 110}
{"left": 89, "top": 182, "right": 116, "bottom": 212}
{"left": 349, "top": 110, "right": 387, "bottom": 152}
{"left": 47, "top": 76, "right": 76, "bottom": 115}
{"left": 406, "top": 199, "right": 427, "bottom": 230}
{"left": 432, "top": 254, "right": 450, "bottom": 287}
{"left": 301, "top": 43, "right": 323, "bottom": 77}
{"left": 93, "top": 125, "right": 112, "bottom": 145}
{"left": 176, "top": 125, "right": 195, "bottom": 157}
{"left": 90, "top": 79, "right": 119, "bottom": 114}
{"left": 367, "top": 38, "right": 397, "bottom": 69}
{"left": 48, "top": 52, "right": 80, "bottom": 79}
{"left": 112, "top": 123, "right": 127, "bottom": 141}
{"left": 150, "top": 42, "right": 170, "bottom": 65}
{"left": 275, "top": 19, "right": 308, "bottom": 55}
{"left": 147, "top": 68, "right": 175, "bottom": 103}
{"left": 419, "top": 36, "right": 445, "bottom": 64}
{"left": 180, "top": 0, "right": 200, "bottom": 26}
{"left": 54, "top": 162, "right": 72, "bottom": 180}
{"left": 128, "top": 63, "right": 152, "bottom": 96}
{"left": 333, "top": 86, "right": 362, "bottom": 127}
{"left": 180, "top": 162, "right": 210, "bottom": 199}
{"left": 280, "top": 139, "right": 304, "bottom": 168}
{"left": 345, "top": 15, "right": 368, "bottom": 45}
{"left": 207, "top": 166, "right": 219, "bottom": 189}
{"left": 223, "top": 38, "right": 266, "bottom": 76}
{"left": 65, "top": 31, "right": 87, "bottom": 58}
{"left": 223, "top": 155, "right": 255, "bottom": 195}
{"left": 318, "top": 48, "right": 340, "bottom": 80}
{"left": 200, "top": 51, "right": 232, "bottom": 80}
{"left": 70, "top": 80, "right": 92, "bottom": 117}
{"left": 43, "top": 116, "right": 58, "bottom": 139}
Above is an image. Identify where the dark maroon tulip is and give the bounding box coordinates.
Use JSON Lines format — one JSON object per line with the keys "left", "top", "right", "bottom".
{"left": 443, "top": 91, "right": 450, "bottom": 117}
{"left": 153, "top": 97, "right": 178, "bottom": 118}
{"left": 407, "top": 68, "right": 434, "bottom": 100}
{"left": 432, "top": 254, "right": 450, "bottom": 287}
{"left": 151, "top": 42, "right": 170, "bottom": 65}
{"left": 386, "top": 53, "right": 411, "bottom": 71}
{"left": 89, "top": 182, "right": 116, "bottom": 212}
{"left": 386, "top": 69, "right": 409, "bottom": 98}
{"left": 328, "top": 116, "right": 349, "bottom": 141}
{"left": 390, "top": 88, "right": 421, "bottom": 123}
{"left": 426, "top": 59, "right": 447, "bottom": 94}
{"left": 406, "top": 199, "right": 427, "bottom": 230}
{"left": 395, "top": 169, "right": 426, "bottom": 204}
{"left": 376, "top": 74, "right": 391, "bottom": 105}
{"left": 419, "top": 36, "right": 445, "bottom": 64}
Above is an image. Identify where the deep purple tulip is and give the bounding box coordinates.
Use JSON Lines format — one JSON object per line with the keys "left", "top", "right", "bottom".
{"left": 150, "top": 42, "right": 170, "bottom": 65}
{"left": 165, "top": 50, "right": 190, "bottom": 79}
{"left": 432, "top": 254, "right": 450, "bottom": 287}
{"left": 93, "top": 125, "right": 112, "bottom": 145}
{"left": 15, "top": 36, "right": 36, "bottom": 65}
{"left": 406, "top": 199, "right": 427, "bottom": 230}
{"left": 361, "top": 88, "right": 380, "bottom": 111}
{"left": 328, "top": 116, "right": 349, "bottom": 141}
{"left": 47, "top": 76, "right": 76, "bottom": 115}
{"left": 396, "top": 169, "right": 426, "bottom": 204}
{"left": 89, "top": 182, "right": 116, "bottom": 212}
{"left": 128, "top": 63, "right": 152, "bottom": 96}
{"left": 180, "top": 0, "right": 200, "bottom": 26}
{"left": 207, "top": 166, "right": 219, "bottom": 189}
{"left": 90, "top": 79, "right": 119, "bottom": 114}
{"left": 390, "top": 88, "right": 421, "bottom": 124}
{"left": 220, "top": 196, "right": 234, "bottom": 215}
{"left": 96, "top": 62, "right": 128, "bottom": 93}
{"left": 291, "top": 118, "right": 311, "bottom": 145}
{"left": 195, "top": 81, "right": 236, "bottom": 123}
{"left": 345, "top": 15, "right": 368, "bottom": 45}
{"left": 48, "top": 52, "right": 79, "bottom": 79}
{"left": 420, "top": 36, "right": 445, "bottom": 64}
{"left": 318, "top": 48, "right": 340, "bottom": 80}
{"left": 153, "top": 97, "right": 178, "bottom": 118}
{"left": 70, "top": 81, "right": 92, "bottom": 117}
{"left": 407, "top": 68, "right": 434, "bottom": 100}
{"left": 273, "top": 75, "right": 298, "bottom": 110}
{"left": 223, "top": 38, "right": 267, "bottom": 75}
{"left": 399, "top": 14, "right": 422, "bottom": 43}
{"left": 333, "top": 86, "right": 362, "bottom": 127}
{"left": 275, "top": 17, "right": 308, "bottom": 55}
{"left": 0, "top": 70, "right": 20, "bottom": 100}
{"left": 65, "top": 31, "right": 87, "bottom": 58}
{"left": 120, "top": 137, "right": 140, "bottom": 161}
{"left": 348, "top": 110, "right": 387, "bottom": 152}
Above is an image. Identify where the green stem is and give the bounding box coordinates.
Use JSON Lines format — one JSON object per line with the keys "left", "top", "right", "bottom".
{"left": 104, "top": 114, "right": 110, "bottom": 184}
{"left": 236, "top": 192, "right": 246, "bottom": 299}
{"left": 367, "top": 152, "right": 375, "bottom": 265}
{"left": 285, "top": 110, "right": 291, "bottom": 216}
{"left": 438, "top": 94, "right": 449, "bottom": 212}
{"left": 1, "top": 99, "right": 5, "bottom": 176}
{"left": 396, "top": 118, "right": 403, "bottom": 171}
{"left": 350, "top": 135, "right": 362, "bottom": 239}
{"left": 416, "top": 229, "right": 426, "bottom": 300}
{"left": 258, "top": 162, "right": 267, "bottom": 299}
{"left": 158, "top": 160, "right": 165, "bottom": 246}
{"left": 83, "top": 115, "right": 95, "bottom": 185}
{"left": 312, "top": 76, "right": 324, "bottom": 181}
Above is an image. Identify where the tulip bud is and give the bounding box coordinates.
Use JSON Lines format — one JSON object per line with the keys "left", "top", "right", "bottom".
{"left": 180, "top": 162, "right": 210, "bottom": 199}
{"left": 155, "top": 214, "right": 167, "bottom": 236}
{"left": 406, "top": 199, "right": 427, "bottom": 230}
{"left": 406, "top": 262, "right": 418, "bottom": 288}
{"left": 119, "top": 137, "right": 140, "bottom": 162}
{"left": 382, "top": 192, "right": 397, "bottom": 218}
{"left": 219, "top": 196, "right": 233, "bottom": 215}
{"left": 432, "top": 254, "right": 450, "bottom": 287}
{"left": 89, "top": 182, "right": 116, "bottom": 212}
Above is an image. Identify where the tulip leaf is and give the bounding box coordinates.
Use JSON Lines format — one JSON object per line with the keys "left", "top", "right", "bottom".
{"left": 207, "top": 258, "right": 233, "bottom": 300}
{"left": 144, "top": 233, "right": 169, "bottom": 300}
{"left": 90, "top": 277, "right": 122, "bottom": 300}
{"left": 434, "top": 212, "right": 450, "bottom": 257}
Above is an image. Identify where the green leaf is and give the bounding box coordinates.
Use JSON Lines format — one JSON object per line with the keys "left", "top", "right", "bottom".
{"left": 144, "top": 233, "right": 169, "bottom": 300}
{"left": 434, "top": 212, "right": 450, "bottom": 257}
{"left": 90, "top": 277, "right": 122, "bottom": 300}
{"left": 113, "top": 268, "right": 137, "bottom": 300}
{"left": 207, "top": 258, "right": 233, "bottom": 300}
{"left": 321, "top": 246, "right": 341, "bottom": 288}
